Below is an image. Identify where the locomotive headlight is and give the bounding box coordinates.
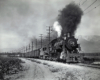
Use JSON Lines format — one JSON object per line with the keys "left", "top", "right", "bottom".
{"left": 69, "top": 40, "right": 75, "bottom": 46}
{"left": 66, "top": 37, "right": 78, "bottom": 50}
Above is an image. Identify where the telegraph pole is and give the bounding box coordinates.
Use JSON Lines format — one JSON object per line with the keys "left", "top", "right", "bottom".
{"left": 48, "top": 26, "right": 51, "bottom": 43}
{"left": 26, "top": 46, "right": 27, "bottom": 53}
{"left": 36, "top": 39, "right": 37, "bottom": 49}
{"left": 29, "top": 44, "right": 30, "bottom": 52}
{"left": 24, "top": 47, "right": 25, "bottom": 53}
{"left": 40, "top": 34, "right": 43, "bottom": 48}
{"left": 46, "top": 26, "right": 52, "bottom": 55}
{"left": 47, "top": 26, "right": 52, "bottom": 43}
{"left": 31, "top": 41, "right": 34, "bottom": 51}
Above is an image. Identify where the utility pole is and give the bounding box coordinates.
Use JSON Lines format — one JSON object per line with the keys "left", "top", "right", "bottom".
{"left": 48, "top": 26, "right": 51, "bottom": 43}
{"left": 46, "top": 26, "right": 52, "bottom": 55}
{"left": 29, "top": 44, "right": 30, "bottom": 52}
{"left": 24, "top": 47, "right": 26, "bottom": 53}
{"left": 26, "top": 46, "right": 27, "bottom": 53}
{"left": 47, "top": 26, "right": 52, "bottom": 43}
{"left": 40, "top": 34, "right": 43, "bottom": 48}
{"left": 36, "top": 39, "right": 37, "bottom": 49}
{"left": 31, "top": 41, "right": 34, "bottom": 51}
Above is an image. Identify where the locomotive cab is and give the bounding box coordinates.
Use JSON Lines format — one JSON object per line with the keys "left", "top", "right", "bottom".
{"left": 40, "top": 47, "right": 48, "bottom": 59}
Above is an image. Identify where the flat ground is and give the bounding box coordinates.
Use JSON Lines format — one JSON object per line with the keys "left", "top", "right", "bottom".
{"left": 6, "top": 58, "right": 100, "bottom": 80}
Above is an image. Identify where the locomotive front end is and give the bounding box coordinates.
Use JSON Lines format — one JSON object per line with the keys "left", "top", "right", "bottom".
{"left": 64, "top": 32, "right": 80, "bottom": 52}
{"left": 61, "top": 32, "right": 82, "bottom": 63}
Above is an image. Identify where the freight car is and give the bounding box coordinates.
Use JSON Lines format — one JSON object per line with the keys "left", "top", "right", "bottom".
{"left": 23, "top": 49, "right": 40, "bottom": 58}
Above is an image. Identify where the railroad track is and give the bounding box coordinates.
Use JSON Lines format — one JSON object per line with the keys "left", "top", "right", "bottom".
{"left": 27, "top": 58, "right": 100, "bottom": 69}
{"left": 76, "top": 63, "right": 100, "bottom": 69}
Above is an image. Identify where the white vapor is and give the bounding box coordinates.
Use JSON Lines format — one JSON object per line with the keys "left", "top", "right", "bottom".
{"left": 53, "top": 21, "right": 62, "bottom": 37}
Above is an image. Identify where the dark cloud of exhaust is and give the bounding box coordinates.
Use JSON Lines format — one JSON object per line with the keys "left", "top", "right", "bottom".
{"left": 58, "top": 3, "right": 83, "bottom": 36}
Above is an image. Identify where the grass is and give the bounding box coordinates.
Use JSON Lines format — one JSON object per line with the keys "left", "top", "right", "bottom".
{"left": 43, "top": 62, "right": 60, "bottom": 73}
{"left": 0, "top": 56, "right": 24, "bottom": 80}
{"left": 43, "top": 63, "right": 48, "bottom": 65}
{"left": 65, "top": 72, "right": 77, "bottom": 80}
{"left": 50, "top": 68, "right": 60, "bottom": 73}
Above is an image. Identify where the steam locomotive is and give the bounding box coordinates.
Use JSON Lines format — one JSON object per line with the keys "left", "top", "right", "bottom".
{"left": 43, "top": 32, "right": 82, "bottom": 63}
{"left": 21, "top": 32, "right": 83, "bottom": 63}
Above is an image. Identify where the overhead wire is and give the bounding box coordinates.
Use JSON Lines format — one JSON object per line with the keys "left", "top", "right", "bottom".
{"left": 85, "top": 4, "right": 100, "bottom": 14}
{"left": 83, "top": 0, "right": 97, "bottom": 11}
{"left": 79, "top": 0, "right": 83, "bottom": 6}
{"left": 81, "top": 0, "right": 87, "bottom": 5}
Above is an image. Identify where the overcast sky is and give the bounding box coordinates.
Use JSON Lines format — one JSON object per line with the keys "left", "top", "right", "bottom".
{"left": 0, "top": 0, "right": 100, "bottom": 52}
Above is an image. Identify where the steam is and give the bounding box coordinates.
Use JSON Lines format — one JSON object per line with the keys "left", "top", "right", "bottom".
{"left": 53, "top": 21, "right": 62, "bottom": 37}
{"left": 58, "top": 3, "right": 83, "bottom": 36}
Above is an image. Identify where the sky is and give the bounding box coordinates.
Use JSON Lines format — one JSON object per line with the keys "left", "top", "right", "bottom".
{"left": 0, "top": 0, "right": 100, "bottom": 52}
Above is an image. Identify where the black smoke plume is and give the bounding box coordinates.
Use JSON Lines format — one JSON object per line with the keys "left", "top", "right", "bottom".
{"left": 58, "top": 3, "right": 83, "bottom": 36}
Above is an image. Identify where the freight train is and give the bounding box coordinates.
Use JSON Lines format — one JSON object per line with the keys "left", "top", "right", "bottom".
{"left": 21, "top": 32, "right": 83, "bottom": 63}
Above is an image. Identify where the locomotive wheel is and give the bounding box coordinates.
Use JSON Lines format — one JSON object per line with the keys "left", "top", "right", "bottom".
{"left": 66, "top": 59, "right": 70, "bottom": 64}
{"left": 55, "top": 58, "right": 58, "bottom": 62}
{"left": 63, "top": 60, "right": 66, "bottom": 63}
{"left": 49, "top": 57, "right": 53, "bottom": 61}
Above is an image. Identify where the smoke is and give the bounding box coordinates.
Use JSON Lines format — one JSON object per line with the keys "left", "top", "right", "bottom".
{"left": 58, "top": 2, "right": 83, "bottom": 36}
{"left": 53, "top": 21, "right": 62, "bottom": 37}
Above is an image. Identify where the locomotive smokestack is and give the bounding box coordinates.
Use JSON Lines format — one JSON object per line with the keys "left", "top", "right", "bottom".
{"left": 64, "top": 32, "right": 71, "bottom": 40}
{"left": 67, "top": 32, "right": 71, "bottom": 37}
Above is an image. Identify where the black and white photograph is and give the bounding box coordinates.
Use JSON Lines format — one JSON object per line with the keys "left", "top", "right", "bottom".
{"left": 0, "top": 0, "right": 100, "bottom": 80}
